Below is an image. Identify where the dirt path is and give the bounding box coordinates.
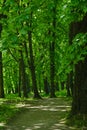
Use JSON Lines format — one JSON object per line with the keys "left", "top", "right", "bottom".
{"left": 3, "top": 98, "right": 78, "bottom": 130}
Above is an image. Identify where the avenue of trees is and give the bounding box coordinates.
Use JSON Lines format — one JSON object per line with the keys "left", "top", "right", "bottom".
{"left": 0, "top": 0, "right": 87, "bottom": 115}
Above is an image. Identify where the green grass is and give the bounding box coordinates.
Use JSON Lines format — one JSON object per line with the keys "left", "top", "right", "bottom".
{"left": 56, "top": 89, "right": 67, "bottom": 97}
{"left": 5, "top": 89, "right": 68, "bottom": 99}
{"left": 0, "top": 96, "right": 22, "bottom": 127}
{"left": 0, "top": 94, "right": 38, "bottom": 125}
{"left": 66, "top": 114, "right": 87, "bottom": 129}
{"left": 40, "top": 89, "right": 68, "bottom": 98}
{"left": 0, "top": 103, "right": 19, "bottom": 123}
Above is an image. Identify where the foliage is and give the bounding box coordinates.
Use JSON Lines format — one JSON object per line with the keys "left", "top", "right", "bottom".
{"left": 72, "top": 33, "right": 87, "bottom": 62}
{"left": 56, "top": 89, "right": 67, "bottom": 97}
{"left": 0, "top": 0, "right": 87, "bottom": 129}
{"left": 0, "top": 0, "right": 87, "bottom": 101}
{"left": 0, "top": 102, "right": 19, "bottom": 123}
{"left": 60, "top": 32, "right": 87, "bottom": 76}
{"left": 66, "top": 114, "right": 87, "bottom": 128}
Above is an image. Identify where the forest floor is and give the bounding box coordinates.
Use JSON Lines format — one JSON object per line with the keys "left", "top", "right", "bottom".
{"left": 1, "top": 97, "right": 85, "bottom": 130}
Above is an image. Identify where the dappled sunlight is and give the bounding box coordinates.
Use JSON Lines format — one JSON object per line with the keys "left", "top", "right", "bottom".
{"left": 0, "top": 122, "right": 6, "bottom": 127}
{"left": 23, "top": 104, "right": 71, "bottom": 112}
{"left": 25, "top": 128, "right": 32, "bottom": 130}
{"left": 0, "top": 101, "right": 4, "bottom": 105}
{"left": 19, "top": 123, "right": 45, "bottom": 130}
{"left": 3, "top": 98, "right": 75, "bottom": 130}
{"left": 30, "top": 123, "right": 45, "bottom": 130}
{"left": 0, "top": 99, "right": 8, "bottom": 105}
{"left": 16, "top": 103, "right": 31, "bottom": 108}
{"left": 50, "top": 118, "right": 80, "bottom": 130}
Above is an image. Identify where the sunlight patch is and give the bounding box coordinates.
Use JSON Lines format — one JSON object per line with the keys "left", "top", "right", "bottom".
{"left": 34, "top": 125, "right": 41, "bottom": 129}
{"left": 25, "top": 128, "right": 32, "bottom": 130}
{"left": 16, "top": 103, "right": 26, "bottom": 108}
{"left": 33, "top": 123, "right": 44, "bottom": 129}
{"left": 0, "top": 122, "right": 5, "bottom": 127}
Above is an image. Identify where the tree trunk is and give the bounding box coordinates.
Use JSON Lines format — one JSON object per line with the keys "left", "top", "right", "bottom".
{"left": 72, "top": 56, "right": 87, "bottom": 114}
{"left": 0, "top": 52, "right": 4, "bottom": 98}
{"left": 61, "top": 82, "right": 65, "bottom": 90}
{"left": 28, "top": 30, "right": 41, "bottom": 99}
{"left": 44, "top": 77, "right": 50, "bottom": 95}
{"left": 50, "top": 42, "right": 56, "bottom": 97}
{"left": 66, "top": 72, "right": 73, "bottom": 97}
{"left": 0, "top": 22, "right": 4, "bottom": 98}
{"left": 50, "top": 0, "right": 56, "bottom": 98}
{"left": 20, "top": 50, "right": 28, "bottom": 98}
{"left": 18, "top": 58, "right": 22, "bottom": 97}
{"left": 70, "top": 13, "right": 87, "bottom": 114}
{"left": 28, "top": 11, "right": 41, "bottom": 98}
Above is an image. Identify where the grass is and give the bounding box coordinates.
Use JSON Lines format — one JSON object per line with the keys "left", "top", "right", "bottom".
{"left": 66, "top": 113, "right": 87, "bottom": 129}
{"left": 0, "top": 104, "right": 18, "bottom": 122}
{"left": 40, "top": 89, "right": 68, "bottom": 98}
{"left": 0, "top": 94, "right": 39, "bottom": 126}
{"left": 0, "top": 100, "right": 19, "bottom": 129}
{"left": 56, "top": 89, "right": 67, "bottom": 97}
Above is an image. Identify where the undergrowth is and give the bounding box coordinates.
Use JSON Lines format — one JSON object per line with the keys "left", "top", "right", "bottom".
{"left": 0, "top": 104, "right": 19, "bottom": 123}
{"left": 66, "top": 113, "right": 87, "bottom": 129}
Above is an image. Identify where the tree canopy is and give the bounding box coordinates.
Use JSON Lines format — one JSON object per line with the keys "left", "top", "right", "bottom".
{"left": 0, "top": 0, "right": 87, "bottom": 114}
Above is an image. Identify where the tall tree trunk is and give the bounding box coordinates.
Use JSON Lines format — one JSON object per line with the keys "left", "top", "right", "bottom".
{"left": 20, "top": 50, "right": 28, "bottom": 98}
{"left": 28, "top": 12, "right": 41, "bottom": 99}
{"left": 72, "top": 56, "right": 87, "bottom": 114}
{"left": 70, "top": 13, "right": 87, "bottom": 114}
{"left": 0, "top": 22, "right": 4, "bottom": 98}
{"left": 44, "top": 77, "right": 50, "bottom": 95}
{"left": 50, "top": 0, "right": 56, "bottom": 98}
{"left": 68, "top": 19, "right": 75, "bottom": 97}
{"left": 24, "top": 42, "right": 30, "bottom": 69}
{"left": 50, "top": 41, "right": 56, "bottom": 97}
{"left": 18, "top": 58, "right": 22, "bottom": 97}
{"left": 28, "top": 30, "right": 41, "bottom": 98}
{"left": 0, "top": 52, "right": 4, "bottom": 98}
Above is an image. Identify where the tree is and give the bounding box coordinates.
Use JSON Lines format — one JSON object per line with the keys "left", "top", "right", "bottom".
{"left": 28, "top": 22, "right": 41, "bottom": 98}
{"left": 0, "top": 51, "right": 4, "bottom": 98}
{"left": 2, "top": 0, "right": 87, "bottom": 101}
{"left": 70, "top": 13, "right": 87, "bottom": 114}
{"left": 49, "top": 0, "right": 56, "bottom": 97}
{"left": 20, "top": 50, "right": 28, "bottom": 98}
{"left": 0, "top": 14, "right": 6, "bottom": 98}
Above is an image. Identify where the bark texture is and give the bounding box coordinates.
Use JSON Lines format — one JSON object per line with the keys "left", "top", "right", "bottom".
{"left": 70, "top": 13, "right": 87, "bottom": 114}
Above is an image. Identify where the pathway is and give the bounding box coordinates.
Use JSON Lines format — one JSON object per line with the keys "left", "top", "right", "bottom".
{"left": 2, "top": 98, "right": 78, "bottom": 130}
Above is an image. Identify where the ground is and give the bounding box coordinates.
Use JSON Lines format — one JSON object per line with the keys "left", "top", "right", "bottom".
{"left": 1, "top": 98, "right": 82, "bottom": 130}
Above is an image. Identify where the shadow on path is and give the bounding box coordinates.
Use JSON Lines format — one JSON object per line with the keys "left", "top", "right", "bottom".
{"left": 1, "top": 98, "right": 79, "bottom": 130}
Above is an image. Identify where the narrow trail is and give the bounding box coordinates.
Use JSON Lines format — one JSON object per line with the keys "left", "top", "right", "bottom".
{"left": 3, "top": 98, "right": 78, "bottom": 130}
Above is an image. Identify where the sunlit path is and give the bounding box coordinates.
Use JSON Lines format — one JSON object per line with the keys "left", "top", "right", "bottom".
{"left": 2, "top": 98, "right": 79, "bottom": 130}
